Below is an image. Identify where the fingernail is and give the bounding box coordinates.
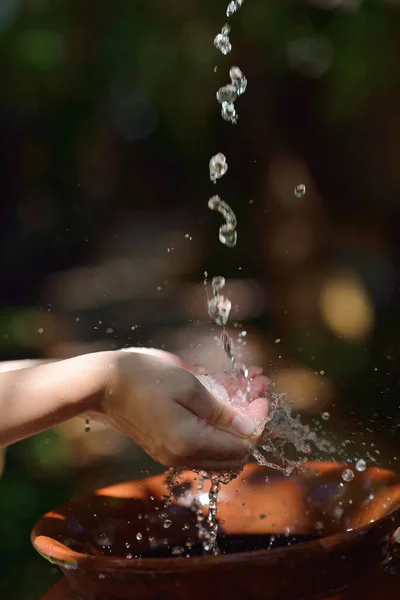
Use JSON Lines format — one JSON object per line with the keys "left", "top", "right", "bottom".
{"left": 231, "top": 413, "right": 256, "bottom": 437}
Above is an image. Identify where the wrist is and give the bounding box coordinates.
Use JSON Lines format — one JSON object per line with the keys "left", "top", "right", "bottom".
{"left": 80, "top": 351, "right": 118, "bottom": 416}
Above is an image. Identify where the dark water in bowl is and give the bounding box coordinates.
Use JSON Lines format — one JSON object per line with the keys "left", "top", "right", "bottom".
{"left": 136, "top": 533, "right": 323, "bottom": 558}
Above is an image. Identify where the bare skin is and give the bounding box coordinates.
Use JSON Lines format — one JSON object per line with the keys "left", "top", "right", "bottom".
{"left": 0, "top": 348, "right": 270, "bottom": 471}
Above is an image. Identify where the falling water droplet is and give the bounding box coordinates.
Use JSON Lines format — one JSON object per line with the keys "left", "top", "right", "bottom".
{"left": 221, "top": 102, "right": 238, "bottom": 125}
{"left": 209, "top": 153, "right": 228, "bottom": 182}
{"left": 226, "top": 0, "right": 244, "bottom": 18}
{"left": 208, "top": 295, "right": 232, "bottom": 327}
{"left": 356, "top": 458, "right": 367, "bottom": 472}
{"left": 321, "top": 412, "right": 330, "bottom": 421}
{"left": 136, "top": 533, "right": 143, "bottom": 541}
{"left": 85, "top": 418, "right": 91, "bottom": 433}
{"left": 164, "top": 519, "right": 172, "bottom": 529}
{"left": 229, "top": 66, "right": 247, "bottom": 95}
{"left": 342, "top": 468, "right": 355, "bottom": 483}
{"left": 214, "top": 26, "right": 232, "bottom": 55}
{"left": 208, "top": 195, "right": 237, "bottom": 247}
{"left": 216, "top": 84, "right": 238, "bottom": 105}
{"left": 294, "top": 184, "right": 306, "bottom": 198}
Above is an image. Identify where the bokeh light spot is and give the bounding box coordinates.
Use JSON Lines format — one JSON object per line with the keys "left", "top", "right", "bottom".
{"left": 319, "top": 270, "right": 374, "bottom": 341}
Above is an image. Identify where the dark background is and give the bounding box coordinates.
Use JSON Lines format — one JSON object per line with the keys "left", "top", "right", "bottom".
{"left": 1, "top": 0, "right": 400, "bottom": 597}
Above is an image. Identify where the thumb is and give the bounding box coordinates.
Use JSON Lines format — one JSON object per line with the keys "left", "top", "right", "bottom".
{"left": 179, "top": 373, "right": 259, "bottom": 440}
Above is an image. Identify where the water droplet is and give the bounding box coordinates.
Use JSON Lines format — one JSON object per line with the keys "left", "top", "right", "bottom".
{"left": 136, "top": 533, "right": 143, "bottom": 541}
{"left": 84, "top": 418, "right": 91, "bottom": 433}
{"left": 342, "top": 468, "right": 355, "bottom": 483}
{"left": 229, "top": 66, "right": 247, "bottom": 95}
{"left": 214, "top": 33, "right": 231, "bottom": 55}
{"left": 208, "top": 195, "right": 237, "bottom": 248}
{"left": 221, "top": 102, "right": 238, "bottom": 125}
{"left": 164, "top": 519, "right": 172, "bottom": 529}
{"left": 125, "top": 542, "right": 131, "bottom": 549}
{"left": 227, "top": 0, "right": 244, "bottom": 18}
{"left": 294, "top": 184, "right": 306, "bottom": 198}
{"left": 208, "top": 296, "right": 232, "bottom": 326}
{"left": 356, "top": 459, "right": 367, "bottom": 472}
{"left": 216, "top": 84, "right": 238, "bottom": 105}
{"left": 212, "top": 276, "right": 226, "bottom": 295}
{"left": 321, "top": 412, "right": 330, "bottom": 421}
{"left": 221, "top": 23, "right": 231, "bottom": 36}
{"left": 274, "top": 338, "right": 281, "bottom": 344}
{"left": 209, "top": 153, "right": 228, "bottom": 182}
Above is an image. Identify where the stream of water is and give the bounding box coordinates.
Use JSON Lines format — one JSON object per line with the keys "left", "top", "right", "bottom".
{"left": 159, "top": 1, "right": 366, "bottom": 558}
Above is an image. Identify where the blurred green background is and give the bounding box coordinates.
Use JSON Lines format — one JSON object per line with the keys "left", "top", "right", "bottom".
{"left": 1, "top": 0, "right": 400, "bottom": 597}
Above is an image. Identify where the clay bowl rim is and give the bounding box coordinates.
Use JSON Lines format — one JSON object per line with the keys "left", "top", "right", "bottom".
{"left": 31, "top": 462, "right": 400, "bottom": 574}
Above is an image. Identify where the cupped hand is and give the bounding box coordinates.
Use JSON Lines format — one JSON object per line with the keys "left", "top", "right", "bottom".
{"left": 98, "top": 348, "right": 270, "bottom": 471}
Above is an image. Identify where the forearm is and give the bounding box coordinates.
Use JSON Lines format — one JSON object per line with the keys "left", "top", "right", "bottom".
{"left": 0, "top": 359, "right": 56, "bottom": 373}
{"left": 0, "top": 352, "right": 111, "bottom": 447}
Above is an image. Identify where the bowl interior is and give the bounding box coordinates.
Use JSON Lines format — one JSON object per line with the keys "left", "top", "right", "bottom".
{"left": 32, "top": 462, "right": 400, "bottom": 563}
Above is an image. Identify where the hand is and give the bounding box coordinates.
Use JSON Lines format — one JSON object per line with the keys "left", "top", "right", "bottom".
{"left": 97, "top": 348, "right": 270, "bottom": 471}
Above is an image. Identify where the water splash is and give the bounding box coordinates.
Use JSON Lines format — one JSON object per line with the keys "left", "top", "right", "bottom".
{"left": 191, "top": 472, "right": 209, "bottom": 551}
{"left": 207, "top": 475, "right": 220, "bottom": 554}
{"left": 251, "top": 398, "right": 336, "bottom": 476}
{"left": 163, "top": 467, "right": 180, "bottom": 508}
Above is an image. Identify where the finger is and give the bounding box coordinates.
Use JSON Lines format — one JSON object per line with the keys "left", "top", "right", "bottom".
{"left": 170, "top": 412, "right": 252, "bottom": 468}
{"left": 192, "top": 424, "right": 251, "bottom": 461}
{"left": 247, "top": 397, "right": 270, "bottom": 425}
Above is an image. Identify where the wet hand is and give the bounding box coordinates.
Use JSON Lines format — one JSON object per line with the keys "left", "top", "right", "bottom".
{"left": 98, "top": 348, "right": 270, "bottom": 470}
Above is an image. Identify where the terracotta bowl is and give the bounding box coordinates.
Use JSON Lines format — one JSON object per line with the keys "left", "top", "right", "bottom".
{"left": 32, "top": 462, "right": 400, "bottom": 600}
